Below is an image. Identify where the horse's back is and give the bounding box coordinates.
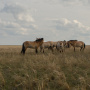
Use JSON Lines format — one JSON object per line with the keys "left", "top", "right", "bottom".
{"left": 44, "top": 41, "right": 51, "bottom": 46}
{"left": 23, "top": 41, "right": 37, "bottom": 48}
{"left": 23, "top": 41, "right": 30, "bottom": 47}
{"left": 76, "top": 41, "right": 85, "bottom": 47}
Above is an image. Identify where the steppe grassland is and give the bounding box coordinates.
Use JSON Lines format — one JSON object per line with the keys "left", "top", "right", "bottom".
{"left": 0, "top": 45, "right": 90, "bottom": 90}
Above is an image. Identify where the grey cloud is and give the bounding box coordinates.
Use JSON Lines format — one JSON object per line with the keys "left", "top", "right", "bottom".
{"left": 0, "top": 17, "right": 37, "bottom": 36}
{"left": 49, "top": 18, "right": 90, "bottom": 38}
{"left": 1, "top": 4, "right": 25, "bottom": 14}
{"left": 1, "top": 4, "right": 34, "bottom": 22}
{"left": 0, "top": 0, "right": 89, "bottom": 45}
{"left": 0, "top": 4, "right": 37, "bottom": 36}
{"left": 43, "top": 0, "right": 90, "bottom": 6}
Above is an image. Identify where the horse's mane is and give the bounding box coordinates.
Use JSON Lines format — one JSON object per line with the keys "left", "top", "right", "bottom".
{"left": 69, "top": 40, "right": 78, "bottom": 41}
{"left": 35, "top": 38, "right": 43, "bottom": 42}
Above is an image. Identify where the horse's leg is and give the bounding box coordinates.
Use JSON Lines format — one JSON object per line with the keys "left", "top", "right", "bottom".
{"left": 83, "top": 43, "right": 85, "bottom": 51}
{"left": 21, "top": 50, "right": 22, "bottom": 53}
{"left": 83, "top": 44, "right": 85, "bottom": 51}
{"left": 49, "top": 46, "right": 53, "bottom": 52}
{"left": 74, "top": 47, "right": 75, "bottom": 52}
{"left": 62, "top": 49, "right": 63, "bottom": 52}
{"left": 80, "top": 47, "right": 82, "bottom": 51}
{"left": 43, "top": 48, "right": 44, "bottom": 53}
{"left": 40, "top": 47, "right": 42, "bottom": 52}
{"left": 51, "top": 47, "right": 53, "bottom": 52}
{"left": 82, "top": 47, "right": 84, "bottom": 51}
{"left": 49, "top": 46, "right": 52, "bottom": 51}
{"left": 40, "top": 46, "right": 45, "bottom": 53}
{"left": 60, "top": 49, "right": 61, "bottom": 53}
{"left": 56, "top": 45, "right": 57, "bottom": 50}
{"left": 48, "top": 46, "right": 50, "bottom": 50}
{"left": 35, "top": 48, "right": 38, "bottom": 53}
{"left": 64, "top": 48, "right": 65, "bottom": 52}
{"left": 83, "top": 47, "right": 84, "bottom": 51}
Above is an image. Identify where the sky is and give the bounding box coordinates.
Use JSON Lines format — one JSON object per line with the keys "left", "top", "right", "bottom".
{"left": 0, "top": 0, "right": 90, "bottom": 45}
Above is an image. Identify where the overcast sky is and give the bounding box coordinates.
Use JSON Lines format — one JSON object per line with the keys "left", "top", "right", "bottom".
{"left": 0, "top": 0, "right": 90, "bottom": 45}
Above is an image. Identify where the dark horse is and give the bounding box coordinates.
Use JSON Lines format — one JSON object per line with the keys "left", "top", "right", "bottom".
{"left": 67, "top": 40, "right": 85, "bottom": 52}
{"left": 21, "top": 38, "right": 44, "bottom": 54}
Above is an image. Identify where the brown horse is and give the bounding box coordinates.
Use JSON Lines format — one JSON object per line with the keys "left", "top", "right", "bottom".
{"left": 67, "top": 40, "right": 85, "bottom": 52}
{"left": 21, "top": 38, "right": 44, "bottom": 54}
{"left": 40, "top": 41, "right": 54, "bottom": 53}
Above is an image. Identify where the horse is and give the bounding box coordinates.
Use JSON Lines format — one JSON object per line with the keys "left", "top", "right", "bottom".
{"left": 39, "top": 41, "right": 59, "bottom": 53}
{"left": 56, "top": 40, "right": 67, "bottom": 53}
{"left": 67, "top": 40, "right": 85, "bottom": 52}
{"left": 21, "top": 38, "right": 44, "bottom": 54}
{"left": 40, "top": 41, "right": 54, "bottom": 53}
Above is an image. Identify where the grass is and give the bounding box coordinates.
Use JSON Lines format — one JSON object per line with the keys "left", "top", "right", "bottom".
{"left": 0, "top": 45, "right": 90, "bottom": 90}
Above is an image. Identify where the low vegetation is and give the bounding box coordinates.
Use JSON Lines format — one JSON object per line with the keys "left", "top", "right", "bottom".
{"left": 0, "top": 45, "right": 90, "bottom": 90}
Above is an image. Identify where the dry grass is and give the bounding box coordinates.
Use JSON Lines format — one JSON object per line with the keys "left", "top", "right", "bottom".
{"left": 0, "top": 45, "right": 90, "bottom": 90}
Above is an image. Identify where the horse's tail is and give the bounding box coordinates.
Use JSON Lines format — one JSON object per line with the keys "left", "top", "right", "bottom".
{"left": 21, "top": 43, "right": 25, "bottom": 54}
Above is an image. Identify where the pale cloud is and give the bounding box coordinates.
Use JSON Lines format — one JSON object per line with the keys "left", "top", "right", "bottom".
{"left": 1, "top": 4, "right": 25, "bottom": 14}
{"left": 0, "top": 0, "right": 90, "bottom": 45}
{"left": 48, "top": 18, "right": 90, "bottom": 37}
{"left": 0, "top": 4, "right": 37, "bottom": 36}
{"left": 73, "top": 20, "right": 90, "bottom": 33}
{"left": 16, "top": 28, "right": 28, "bottom": 35}
{"left": 1, "top": 4, "right": 35, "bottom": 22}
{"left": 0, "top": 19, "right": 20, "bottom": 28}
{"left": 52, "top": 18, "right": 71, "bottom": 25}
{"left": 43, "top": 0, "right": 90, "bottom": 5}
{"left": 0, "top": 18, "right": 37, "bottom": 36}
{"left": 42, "top": 18, "right": 90, "bottom": 45}
{"left": 18, "top": 13, "right": 34, "bottom": 22}
{"left": 61, "top": 0, "right": 89, "bottom": 5}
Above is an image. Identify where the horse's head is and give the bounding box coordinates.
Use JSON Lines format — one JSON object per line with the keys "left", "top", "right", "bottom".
{"left": 66, "top": 41, "right": 71, "bottom": 48}
{"left": 59, "top": 41, "right": 63, "bottom": 47}
{"left": 36, "top": 38, "right": 44, "bottom": 41}
{"left": 63, "top": 40, "right": 67, "bottom": 47}
{"left": 35, "top": 38, "right": 44, "bottom": 46}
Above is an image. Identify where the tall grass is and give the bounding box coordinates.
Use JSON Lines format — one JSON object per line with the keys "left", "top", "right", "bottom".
{"left": 0, "top": 45, "right": 90, "bottom": 90}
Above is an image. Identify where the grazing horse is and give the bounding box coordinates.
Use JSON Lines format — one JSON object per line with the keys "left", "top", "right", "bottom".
{"left": 56, "top": 40, "right": 67, "bottom": 53}
{"left": 67, "top": 40, "right": 85, "bottom": 52}
{"left": 40, "top": 41, "right": 54, "bottom": 53}
{"left": 21, "top": 38, "right": 44, "bottom": 54}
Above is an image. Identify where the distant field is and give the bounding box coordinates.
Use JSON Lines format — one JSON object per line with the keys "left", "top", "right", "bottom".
{"left": 0, "top": 45, "right": 90, "bottom": 90}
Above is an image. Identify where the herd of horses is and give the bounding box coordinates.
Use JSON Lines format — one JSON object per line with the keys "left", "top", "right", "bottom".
{"left": 21, "top": 38, "right": 85, "bottom": 54}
